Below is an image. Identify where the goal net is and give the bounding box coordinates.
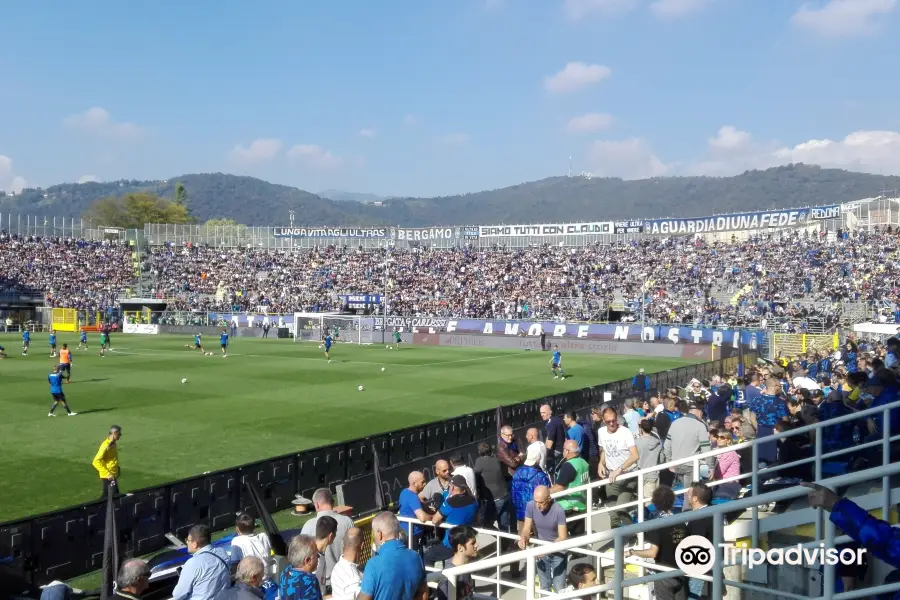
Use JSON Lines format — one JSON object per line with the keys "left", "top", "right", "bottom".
{"left": 293, "top": 313, "right": 372, "bottom": 344}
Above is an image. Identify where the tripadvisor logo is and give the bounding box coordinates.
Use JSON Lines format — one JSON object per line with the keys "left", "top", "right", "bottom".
{"left": 675, "top": 535, "right": 866, "bottom": 577}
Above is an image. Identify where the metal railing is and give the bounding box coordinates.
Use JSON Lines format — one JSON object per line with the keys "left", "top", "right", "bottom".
{"left": 434, "top": 398, "right": 900, "bottom": 599}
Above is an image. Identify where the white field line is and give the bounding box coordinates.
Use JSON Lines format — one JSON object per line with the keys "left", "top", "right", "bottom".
{"left": 108, "top": 347, "right": 526, "bottom": 368}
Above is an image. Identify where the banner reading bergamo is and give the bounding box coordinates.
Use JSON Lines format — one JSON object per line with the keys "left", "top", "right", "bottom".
{"left": 479, "top": 222, "right": 613, "bottom": 237}
{"left": 643, "top": 206, "right": 839, "bottom": 235}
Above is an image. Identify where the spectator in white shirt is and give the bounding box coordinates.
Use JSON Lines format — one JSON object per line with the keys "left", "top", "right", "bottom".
{"left": 230, "top": 513, "right": 272, "bottom": 580}
{"left": 329, "top": 527, "right": 364, "bottom": 600}
{"left": 525, "top": 427, "right": 547, "bottom": 471}
{"left": 449, "top": 453, "right": 477, "bottom": 500}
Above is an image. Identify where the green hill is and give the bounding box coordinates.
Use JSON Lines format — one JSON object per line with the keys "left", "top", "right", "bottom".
{"left": 1, "top": 164, "right": 897, "bottom": 227}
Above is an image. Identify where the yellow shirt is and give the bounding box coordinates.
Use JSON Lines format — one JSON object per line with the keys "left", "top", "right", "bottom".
{"left": 92, "top": 438, "right": 119, "bottom": 479}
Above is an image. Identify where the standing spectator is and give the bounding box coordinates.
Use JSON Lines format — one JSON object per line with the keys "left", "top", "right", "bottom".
{"left": 497, "top": 425, "right": 524, "bottom": 476}
{"left": 357, "top": 512, "right": 428, "bottom": 600}
{"left": 231, "top": 514, "right": 272, "bottom": 578}
{"left": 449, "top": 453, "right": 477, "bottom": 500}
{"left": 509, "top": 444, "right": 551, "bottom": 578}
{"left": 279, "top": 535, "right": 322, "bottom": 600}
{"left": 525, "top": 427, "right": 547, "bottom": 471}
{"left": 92, "top": 425, "right": 122, "bottom": 499}
{"left": 577, "top": 411, "right": 599, "bottom": 483}
{"left": 425, "top": 475, "right": 479, "bottom": 566}
{"left": 632, "top": 368, "right": 651, "bottom": 400}
{"left": 171, "top": 524, "right": 232, "bottom": 600}
{"left": 563, "top": 411, "right": 586, "bottom": 455}
{"left": 685, "top": 483, "right": 714, "bottom": 600}
{"left": 330, "top": 528, "right": 364, "bottom": 600}
{"left": 707, "top": 383, "right": 731, "bottom": 425}
{"left": 312, "top": 516, "right": 337, "bottom": 594}
{"left": 622, "top": 398, "right": 641, "bottom": 434}
{"left": 541, "top": 404, "right": 567, "bottom": 478}
{"left": 432, "top": 526, "right": 479, "bottom": 600}
{"left": 748, "top": 377, "right": 789, "bottom": 465}
{"left": 421, "top": 460, "right": 452, "bottom": 502}
{"left": 474, "top": 442, "right": 509, "bottom": 531}
{"left": 597, "top": 406, "right": 639, "bottom": 529}
{"left": 624, "top": 486, "right": 688, "bottom": 600}
{"left": 711, "top": 432, "right": 741, "bottom": 500}
{"left": 635, "top": 419, "right": 662, "bottom": 502}
{"left": 300, "top": 489, "right": 353, "bottom": 588}
{"left": 663, "top": 402, "right": 713, "bottom": 501}
{"left": 114, "top": 559, "right": 150, "bottom": 600}
{"left": 218, "top": 557, "right": 265, "bottom": 600}
{"left": 518, "top": 486, "right": 568, "bottom": 594}
{"left": 550, "top": 440, "right": 590, "bottom": 532}
{"left": 398, "top": 471, "right": 432, "bottom": 551}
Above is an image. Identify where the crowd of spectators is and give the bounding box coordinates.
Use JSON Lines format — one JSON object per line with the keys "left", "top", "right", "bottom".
{"left": 0, "top": 233, "right": 133, "bottom": 312}
{"left": 145, "top": 227, "right": 900, "bottom": 327}
{"left": 2, "top": 227, "right": 898, "bottom": 327}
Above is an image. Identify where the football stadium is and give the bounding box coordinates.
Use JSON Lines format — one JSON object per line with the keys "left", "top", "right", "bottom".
{"left": 3, "top": 192, "right": 900, "bottom": 600}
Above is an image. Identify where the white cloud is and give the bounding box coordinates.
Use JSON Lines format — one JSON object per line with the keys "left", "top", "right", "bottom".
{"left": 564, "top": 0, "right": 640, "bottom": 19}
{"left": 707, "top": 125, "right": 753, "bottom": 151}
{"left": 359, "top": 128, "right": 377, "bottom": 139}
{"left": 545, "top": 62, "right": 612, "bottom": 94}
{"left": 791, "top": 0, "right": 896, "bottom": 37}
{"left": 9, "top": 176, "right": 27, "bottom": 194}
{"left": 0, "top": 155, "right": 28, "bottom": 194}
{"left": 689, "top": 126, "right": 900, "bottom": 177}
{"left": 228, "top": 138, "right": 283, "bottom": 166}
{"left": 63, "top": 107, "right": 145, "bottom": 140}
{"left": 649, "top": 0, "right": 712, "bottom": 18}
{"left": 287, "top": 144, "right": 343, "bottom": 169}
{"left": 566, "top": 112, "right": 614, "bottom": 133}
{"left": 441, "top": 133, "right": 470, "bottom": 145}
{"left": 586, "top": 138, "right": 671, "bottom": 179}
{"left": 78, "top": 175, "right": 100, "bottom": 184}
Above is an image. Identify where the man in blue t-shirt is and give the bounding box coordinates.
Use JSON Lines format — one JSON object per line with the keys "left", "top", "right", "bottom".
{"left": 423, "top": 475, "right": 478, "bottom": 567}
{"left": 358, "top": 512, "right": 426, "bottom": 600}
{"left": 563, "top": 411, "right": 586, "bottom": 455}
{"left": 219, "top": 329, "right": 229, "bottom": 357}
{"left": 398, "top": 471, "right": 432, "bottom": 551}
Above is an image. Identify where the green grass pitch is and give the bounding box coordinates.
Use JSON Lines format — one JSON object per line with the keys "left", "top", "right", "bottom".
{"left": 0, "top": 332, "right": 701, "bottom": 523}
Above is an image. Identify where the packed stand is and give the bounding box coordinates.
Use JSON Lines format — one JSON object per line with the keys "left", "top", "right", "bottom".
{"left": 146, "top": 227, "right": 900, "bottom": 325}
{"left": 385, "top": 332, "right": 900, "bottom": 597}
{"left": 0, "top": 233, "right": 134, "bottom": 311}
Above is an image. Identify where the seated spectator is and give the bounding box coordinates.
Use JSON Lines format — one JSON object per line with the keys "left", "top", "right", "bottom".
{"left": 449, "top": 453, "right": 477, "bottom": 500}
{"left": 560, "top": 563, "right": 599, "bottom": 599}
{"left": 171, "top": 524, "right": 232, "bottom": 600}
{"left": 114, "top": 559, "right": 151, "bottom": 600}
{"left": 432, "top": 526, "right": 478, "bottom": 600}
{"left": 219, "top": 557, "right": 266, "bottom": 600}
{"left": 280, "top": 535, "right": 322, "bottom": 600}
{"left": 624, "top": 486, "right": 688, "bottom": 600}
{"left": 398, "top": 471, "right": 432, "bottom": 550}
{"left": 231, "top": 513, "right": 272, "bottom": 578}
{"left": 424, "top": 475, "right": 479, "bottom": 566}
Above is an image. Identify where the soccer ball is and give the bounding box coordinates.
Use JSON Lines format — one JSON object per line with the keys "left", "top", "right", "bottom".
{"left": 381, "top": 367, "right": 385, "bottom": 372}
{"left": 388, "top": 346, "right": 392, "bottom": 350}
{"left": 181, "top": 378, "right": 188, "bottom": 384}
{"left": 318, "top": 344, "right": 323, "bottom": 349}
{"left": 358, "top": 385, "right": 364, "bottom": 392}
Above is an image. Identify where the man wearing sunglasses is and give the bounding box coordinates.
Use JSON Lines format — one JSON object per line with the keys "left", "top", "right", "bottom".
{"left": 597, "top": 407, "right": 639, "bottom": 530}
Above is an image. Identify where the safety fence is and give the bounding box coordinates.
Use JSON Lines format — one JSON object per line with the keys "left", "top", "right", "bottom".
{"left": 0, "top": 353, "right": 754, "bottom": 588}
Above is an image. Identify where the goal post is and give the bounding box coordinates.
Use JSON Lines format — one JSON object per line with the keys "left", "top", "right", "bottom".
{"left": 292, "top": 313, "right": 370, "bottom": 344}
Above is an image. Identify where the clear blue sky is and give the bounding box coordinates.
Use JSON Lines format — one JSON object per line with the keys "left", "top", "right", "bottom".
{"left": 1, "top": 0, "right": 898, "bottom": 197}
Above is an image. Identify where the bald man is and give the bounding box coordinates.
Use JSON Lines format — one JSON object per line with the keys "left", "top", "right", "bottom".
{"left": 421, "top": 460, "right": 451, "bottom": 502}
{"left": 550, "top": 440, "right": 590, "bottom": 535}
{"left": 526, "top": 427, "right": 547, "bottom": 471}
{"left": 540, "top": 404, "right": 566, "bottom": 479}
{"left": 399, "top": 471, "right": 432, "bottom": 551}
{"left": 518, "top": 486, "right": 568, "bottom": 593}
